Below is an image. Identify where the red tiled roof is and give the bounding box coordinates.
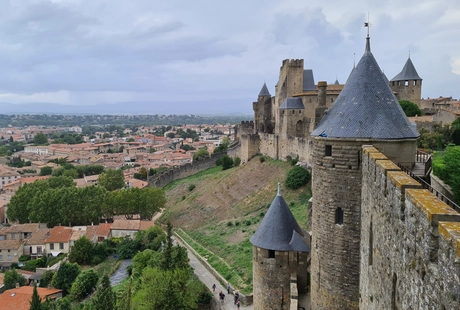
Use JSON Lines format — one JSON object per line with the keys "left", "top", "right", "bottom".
{"left": 0, "top": 239, "right": 23, "bottom": 250}
{"left": 95, "top": 223, "right": 112, "bottom": 237}
{"left": 0, "top": 286, "right": 63, "bottom": 310}
{"left": 111, "top": 219, "right": 140, "bottom": 231}
{"left": 25, "top": 228, "right": 51, "bottom": 246}
{"left": 44, "top": 226, "right": 72, "bottom": 243}
{"left": 139, "top": 221, "right": 154, "bottom": 231}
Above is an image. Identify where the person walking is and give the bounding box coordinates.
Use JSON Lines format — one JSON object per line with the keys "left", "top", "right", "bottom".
{"left": 212, "top": 283, "right": 216, "bottom": 293}
{"left": 236, "top": 300, "right": 240, "bottom": 309}
{"left": 227, "top": 282, "right": 231, "bottom": 294}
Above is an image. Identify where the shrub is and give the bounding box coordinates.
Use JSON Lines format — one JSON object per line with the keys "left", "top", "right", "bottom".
{"left": 286, "top": 166, "right": 311, "bottom": 189}
{"left": 259, "top": 211, "right": 265, "bottom": 217}
{"left": 259, "top": 156, "right": 266, "bottom": 163}
{"left": 188, "top": 184, "right": 196, "bottom": 191}
{"left": 227, "top": 221, "right": 233, "bottom": 227}
{"left": 233, "top": 156, "right": 241, "bottom": 167}
{"left": 70, "top": 269, "right": 99, "bottom": 301}
{"left": 235, "top": 221, "right": 240, "bottom": 226}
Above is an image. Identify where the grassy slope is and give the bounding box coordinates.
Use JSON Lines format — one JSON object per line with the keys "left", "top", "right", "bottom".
{"left": 159, "top": 156, "right": 311, "bottom": 294}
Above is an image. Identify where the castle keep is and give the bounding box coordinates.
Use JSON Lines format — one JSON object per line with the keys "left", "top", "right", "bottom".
{"left": 244, "top": 32, "right": 460, "bottom": 309}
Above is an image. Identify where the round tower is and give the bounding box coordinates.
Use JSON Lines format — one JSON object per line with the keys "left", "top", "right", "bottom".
{"left": 309, "top": 36, "right": 419, "bottom": 309}
{"left": 390, "top": 56, "right": 423, "bottom": 106}
{"left": 250, "top": 184, "right": 310, "bottom": 310}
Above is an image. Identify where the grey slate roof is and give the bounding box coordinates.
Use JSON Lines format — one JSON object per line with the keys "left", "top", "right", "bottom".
{"left": 311, "top": 37, "right": 419, "bottom": 140}
{"left": 303, "top": 70, "right": 316, "bottom": 91}
{"left": 250, "top": 185, "right": 310, "bottom": 252}
{"left": 334, "top": 79, "right": 340, "bottom": 85}
{"left": 279, "top": 98, "right": 304, "bottom": 110}
{"left": 390, "top": 57, "right": 422, "bottom": 81}
{"left": 259, "top": 83, "right": 271, "bottom": 96}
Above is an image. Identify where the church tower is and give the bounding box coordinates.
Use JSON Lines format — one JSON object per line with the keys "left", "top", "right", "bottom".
{"left": 310, "top": 34, "right": 419, "bottom": 309}
{"left": 390, "top": 56, "right": 423, "bottom": 105}
{"left": 250, "top": 184, "right": 310, "bottom": 310}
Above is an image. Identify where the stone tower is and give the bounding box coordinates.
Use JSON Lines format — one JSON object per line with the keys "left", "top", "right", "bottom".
{"left": 253, "top": 83, "right": 274, "bottom": 133}
{"left": 309, "top": 35, "right": 419, "bottom": 309}
{"left": 250, "top": 184, "right": 310, "bottom": 310}
{"left": 278, "top": 97, "right": 306, "bottom": 137}
{"left": 390, "top": 56, "right": 423, "bottom": 106}
{"left": 274, "top": 59, "right": 304, "bottom": 134}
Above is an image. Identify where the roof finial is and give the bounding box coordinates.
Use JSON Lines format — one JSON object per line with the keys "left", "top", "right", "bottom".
{"left": 277, "top": 182, "right": 281, "bottom": 196}
{"left": 364, "top": 13, "right": 371, "bottom": 53}
{"left": 408, "top": 50, "right": 410, "bottom": 59}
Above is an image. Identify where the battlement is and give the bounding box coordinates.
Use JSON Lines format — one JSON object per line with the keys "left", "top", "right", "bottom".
{"left": 280, "top": 58, "right": 304, "bottom": 69}
{"left": 360, "top": 145, "right": 460, "bottom": 309}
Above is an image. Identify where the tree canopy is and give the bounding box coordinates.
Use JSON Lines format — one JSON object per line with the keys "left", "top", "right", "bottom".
{"left": 98, "top": 169, "right": 125, "bottom": 191}
{"left": 4, "top": 269, "right": 26, "bottom": 290}
{"left": 399, "top": 100, "right": 423, "bottom": 117}
{"left": 33, "top": 133, "right": 49, "bottom": 145}
{"left": 51, "top": 262, "right": 81, "bottom": 295}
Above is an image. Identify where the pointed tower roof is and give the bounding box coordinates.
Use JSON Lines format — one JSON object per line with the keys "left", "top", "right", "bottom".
{"left": 390, "top": 57, "right": 422, "bottom": 81}
{"left": 250, "top": 184, "right": 310, "bottom": 252}
{"left": 334, "top": 78, "right": 340, "bottom": 85}
{"left": 311, "top": 36, "right": 419, "bottom": 140}
{"left": 258, "top": 83, "right": 271, "bottom": 96}
{"left": 303, "top": 70, "right": 316, "bottom": 91}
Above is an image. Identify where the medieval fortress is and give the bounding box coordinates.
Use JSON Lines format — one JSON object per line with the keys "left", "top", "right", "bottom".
{"left": 229, "top": 34, "right": 460, "bottom": 309}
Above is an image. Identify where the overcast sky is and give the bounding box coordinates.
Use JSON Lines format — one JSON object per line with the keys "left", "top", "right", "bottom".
{"left": 0, "top": 0, "right": 459, "bottom": 114}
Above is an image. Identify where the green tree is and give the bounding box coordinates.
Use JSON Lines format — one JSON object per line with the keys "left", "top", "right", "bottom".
{"left": 138, "top": 167, "right": 148, "bottom": 180}
{"left": 285, "top": 166, "right": 311, "bottom": 190}
{"left": 40, "top": 166, "right": 53, "bottom": 176}
{"left": 216, "top": 154, "right": 233, "bottom": 170}
{"left": 30, "top": 283, "right": 42, "bottom": 310}
{"left": 7, "top": 180, "right": 50, "bottom": 223}
{"left": 39, "top": 270, "right": 55, "bottom": 288}
{"left": 34, "top": 133, "right": 49, "bottom": 145}
{"left": 51, "top": 262, "right": 81, "bottom": 295}
{"left": 70, "top": 269, "right": 99, "bottom": 301}
{"left": 166, "top": 132, "right": 175, "bottom": 138}
{"left": 98, "top": 169, "right": 125, "bottom": 191}
{"left": 92, "top": 275, "right": 116, "bottom": 310}
{"left": 4, "top": 269, "right": 26, "bottom": 289}
{"left": 102, "top": 133, "right": 111, "bottom": 139}
{"left": 399, "top": 100, "right": 423, "bottom": 117}
{"left": 69, "top": 236, "right": 95, "bottom": 265}
{"left": 193, "top": 147, "right": 209, "bottom": 161}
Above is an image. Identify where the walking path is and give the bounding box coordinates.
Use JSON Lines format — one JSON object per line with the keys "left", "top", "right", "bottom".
{"left": 110, "top": 259, "right": 132, "bottom": 286}
{"left": 185, "top": 243, "right": 253, "bottom": 310}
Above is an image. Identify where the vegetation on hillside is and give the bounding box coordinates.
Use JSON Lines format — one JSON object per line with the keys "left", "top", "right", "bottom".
{"left": 160, "top": 155, "right": 311, "bottom": 294}
{"left": 432, "top": 146, "right": 460, "bottom": 203}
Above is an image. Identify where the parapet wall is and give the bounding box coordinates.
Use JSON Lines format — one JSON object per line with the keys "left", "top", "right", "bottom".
{"left": 148, "top": 153, "right": 225, "bottom": 188}
{"left": 360, "top": 146, "right": 460, "bottom": 309}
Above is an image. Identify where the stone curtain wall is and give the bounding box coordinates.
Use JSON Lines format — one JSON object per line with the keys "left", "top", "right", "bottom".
{"left": 360, "top": 146, "right": 460, "bottom": 310}
{"left": 148, "top": 152, "right": 226, "bottom": 188}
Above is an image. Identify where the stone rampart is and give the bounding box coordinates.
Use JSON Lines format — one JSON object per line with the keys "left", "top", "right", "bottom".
{"left": 360, "top": 146, "right": 460, "bottom": 309}
{"left": 148, "top": 152, "right": 225, "bottom": 188}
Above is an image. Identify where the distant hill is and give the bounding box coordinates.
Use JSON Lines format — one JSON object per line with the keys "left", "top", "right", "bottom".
{"left": 0, "top": 99, "right": 253, "bottom": 115}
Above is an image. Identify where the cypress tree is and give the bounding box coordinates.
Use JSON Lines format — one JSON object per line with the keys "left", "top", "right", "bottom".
{"left": 29, "top": 284, "right": 42, "bottom": 310}
{"left": 92, "top": 275, "right": 116, "bottom": 310}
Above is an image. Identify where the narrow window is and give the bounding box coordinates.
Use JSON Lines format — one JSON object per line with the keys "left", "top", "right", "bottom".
{"left": 325, "top": 145, "right": 332, "bottom": 156}
{"left": 335, "top": 208, "right": 344, "bottom": 225}
{"left": 405, "top": 80, "right": 409, "bottom": 86}
{"left": 413, "top": 80, "right": 416, "bottom": 86}
{"left": 59, "top": 243, "right": 64, "bottom": 250}
{"left": 391, "top": 273, "right": 397, "bottom": 309}
{"left": 268, "top": 250, "right": 275, "bottom": 258}
{"left": 50, "top": 243, "right": 54, "bottom": 250}
{"left": 330, "top": 98, "right": 333, "bottom": 103}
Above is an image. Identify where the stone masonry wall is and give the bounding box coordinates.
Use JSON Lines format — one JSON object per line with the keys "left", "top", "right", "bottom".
{"left": 360, "top": 146, "right": 460, "bottom": 309}
{"left": 148, "top": 152, "right": 225, "bottom": 188}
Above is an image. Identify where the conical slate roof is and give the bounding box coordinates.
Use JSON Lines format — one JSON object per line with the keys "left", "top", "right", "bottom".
{"left": 250, "top": 184, "right": 310, "bottom": 252}
{"left": 311, "top": 37, "right": 419, "bottom": 140}
{"left": 259, "top": 83, "right": 271, "bottom": 96}
{"left": 390, "top": 57, "right": 422, "bottom": 81}
{"left": 303, "top": 69, "right": 316, "bottom": 91}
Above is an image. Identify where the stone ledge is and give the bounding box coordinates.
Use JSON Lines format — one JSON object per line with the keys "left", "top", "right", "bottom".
{"left": 368, "top": 152, "right": 388, "bottom": 160}
{"left": 376, "top": 160, "right": 401, "bottom": 176}
{"left": 363, "top": 146, "right": 380, "bottom": 154}
{"left": 387, "top": 171, "right": 422, "bottom": 190}
{"left": 438, "top": 222, "right": 460, "bottom": 258}
{"left": 406, "top": 189, "right": 460, "bottom": 225}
